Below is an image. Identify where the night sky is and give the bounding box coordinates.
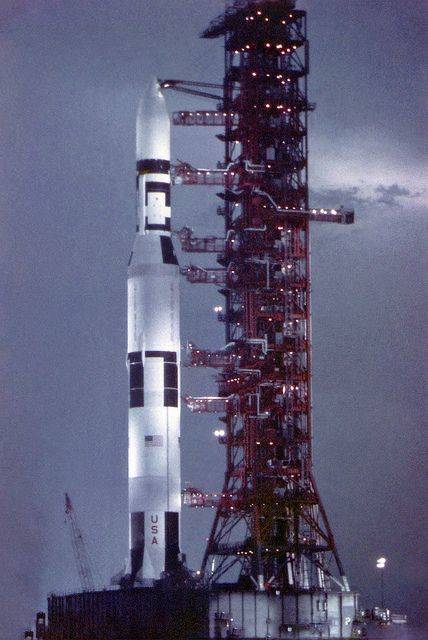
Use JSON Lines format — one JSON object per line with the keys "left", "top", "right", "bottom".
{"left": 0, "top": 1, "right": 426, "bottom": 636}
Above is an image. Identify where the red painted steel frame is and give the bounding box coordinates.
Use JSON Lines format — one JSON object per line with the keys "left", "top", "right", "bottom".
{"left": 171, "top": 0, "right": 352, "bottom": 594}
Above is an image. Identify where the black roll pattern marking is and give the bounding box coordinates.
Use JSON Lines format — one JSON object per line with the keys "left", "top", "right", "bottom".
{"left": 128, "top": 352, "right": 178, "bottom": 408}
{"left": 165, "top": 512, "right": 180, "bottom": 572}
{"left": 143, "top": 181, "right": 171, "bottom": 230}
{"left": 130, "top": 511, "right": 145, "bottom": 580}
{"left": 128, "top": 351, "right": 144, "bottom": 407}
{"left": 145, "top": 351, "right": 178, "bottom": 407}
{"left": 145, "top": 182, "right": 171, "bottom": 207}
{"left": 160, "top": 235, "right": 178, "bottom": 265}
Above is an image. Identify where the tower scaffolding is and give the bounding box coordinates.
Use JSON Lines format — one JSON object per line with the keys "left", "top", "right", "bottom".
{"left": 163, "top": 2, "right": 358, "bottom": 632}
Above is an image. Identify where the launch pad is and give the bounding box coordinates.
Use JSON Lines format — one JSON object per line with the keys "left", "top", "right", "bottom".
{"left": 39, "top": 583, "right": 360, "bottom": 639}
{"left": 45, "top": 585, "right": 209, "bottom": 639}
{"left": 26, "top": 1, "right": 367, "bottom": 638}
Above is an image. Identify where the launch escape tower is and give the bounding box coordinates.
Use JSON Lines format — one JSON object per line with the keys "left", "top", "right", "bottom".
{"left": 164, "top": 0, "right": 354, "bottom": 598}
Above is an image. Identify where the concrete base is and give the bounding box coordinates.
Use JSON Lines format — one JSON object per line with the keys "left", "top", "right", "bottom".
{"left": 38, "top": 584, "right": 359, "bottom": 639}
{"left": 210, "top": 587, "right": 360, "bottom": 639}
{"left": 46, "top": 585, "right": 209, "bottom": 639}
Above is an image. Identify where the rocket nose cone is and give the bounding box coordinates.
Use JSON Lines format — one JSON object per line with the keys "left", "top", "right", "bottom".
{"left": 147, "top": 77, "right": 165, "bottom": 102}
{"left": 136, "top": 78, "right": 170, "bottom": 162}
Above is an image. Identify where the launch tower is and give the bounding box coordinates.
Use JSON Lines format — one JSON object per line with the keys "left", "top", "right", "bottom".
{"left": 164, "top": 0, "right": 358, "bottom": 636}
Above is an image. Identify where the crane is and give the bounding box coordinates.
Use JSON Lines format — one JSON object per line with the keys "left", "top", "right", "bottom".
{"left": 64, "top": 492, "right": 96, "bottom": 592}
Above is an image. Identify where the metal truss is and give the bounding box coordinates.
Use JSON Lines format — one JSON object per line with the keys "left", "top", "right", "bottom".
{"left": 165, "top": 0, "right": 354, "bottom": 595}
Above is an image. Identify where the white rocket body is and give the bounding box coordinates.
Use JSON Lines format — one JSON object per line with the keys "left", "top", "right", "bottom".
{"left": 126, "top": 80, "right": 181, "bottom": 584}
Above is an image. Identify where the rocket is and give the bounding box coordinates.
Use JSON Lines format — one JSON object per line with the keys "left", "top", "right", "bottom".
{"left": 125, "top": 79, "right": 181, "bottom": 585}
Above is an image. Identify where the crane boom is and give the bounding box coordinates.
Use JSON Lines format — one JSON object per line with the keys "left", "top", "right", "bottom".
{"left": 64, "top": 493, "right": 95, "bottom": 592}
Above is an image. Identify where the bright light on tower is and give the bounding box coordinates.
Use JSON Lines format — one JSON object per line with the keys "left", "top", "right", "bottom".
{"left": 376, "top": 557, "right": 387, "bottom": 609}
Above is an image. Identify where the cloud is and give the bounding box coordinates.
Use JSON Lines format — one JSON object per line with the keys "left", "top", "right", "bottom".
{"left": 374, "top": 183, "right": 423, "bottom": 207}
{"left": 310, "top": 185, "right": 371, "bottom": 208}
{"left": 311, "top": 182, "right": 425, "bottom": 212}
{"left": 310, "top": 128, "right": 427, "bottom": 210}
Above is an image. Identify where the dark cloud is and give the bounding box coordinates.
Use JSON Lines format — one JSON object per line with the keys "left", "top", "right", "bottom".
{"left": 375, "top": 183, "right": 423, "bottom": 206}
{"left": 310, "top": 185, "right": 371, "bottom": 209}
{"left": 312, "top": 183, "right": 425, "bottom": 211}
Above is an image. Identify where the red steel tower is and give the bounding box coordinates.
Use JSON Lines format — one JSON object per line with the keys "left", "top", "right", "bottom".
{"left": 163, "top": 0, "right": 356, "bottom": 617}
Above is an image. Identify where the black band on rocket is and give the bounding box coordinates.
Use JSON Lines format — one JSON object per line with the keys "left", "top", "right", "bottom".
{"left": 137, "top": 159, "right": 170, "bottom": 175}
